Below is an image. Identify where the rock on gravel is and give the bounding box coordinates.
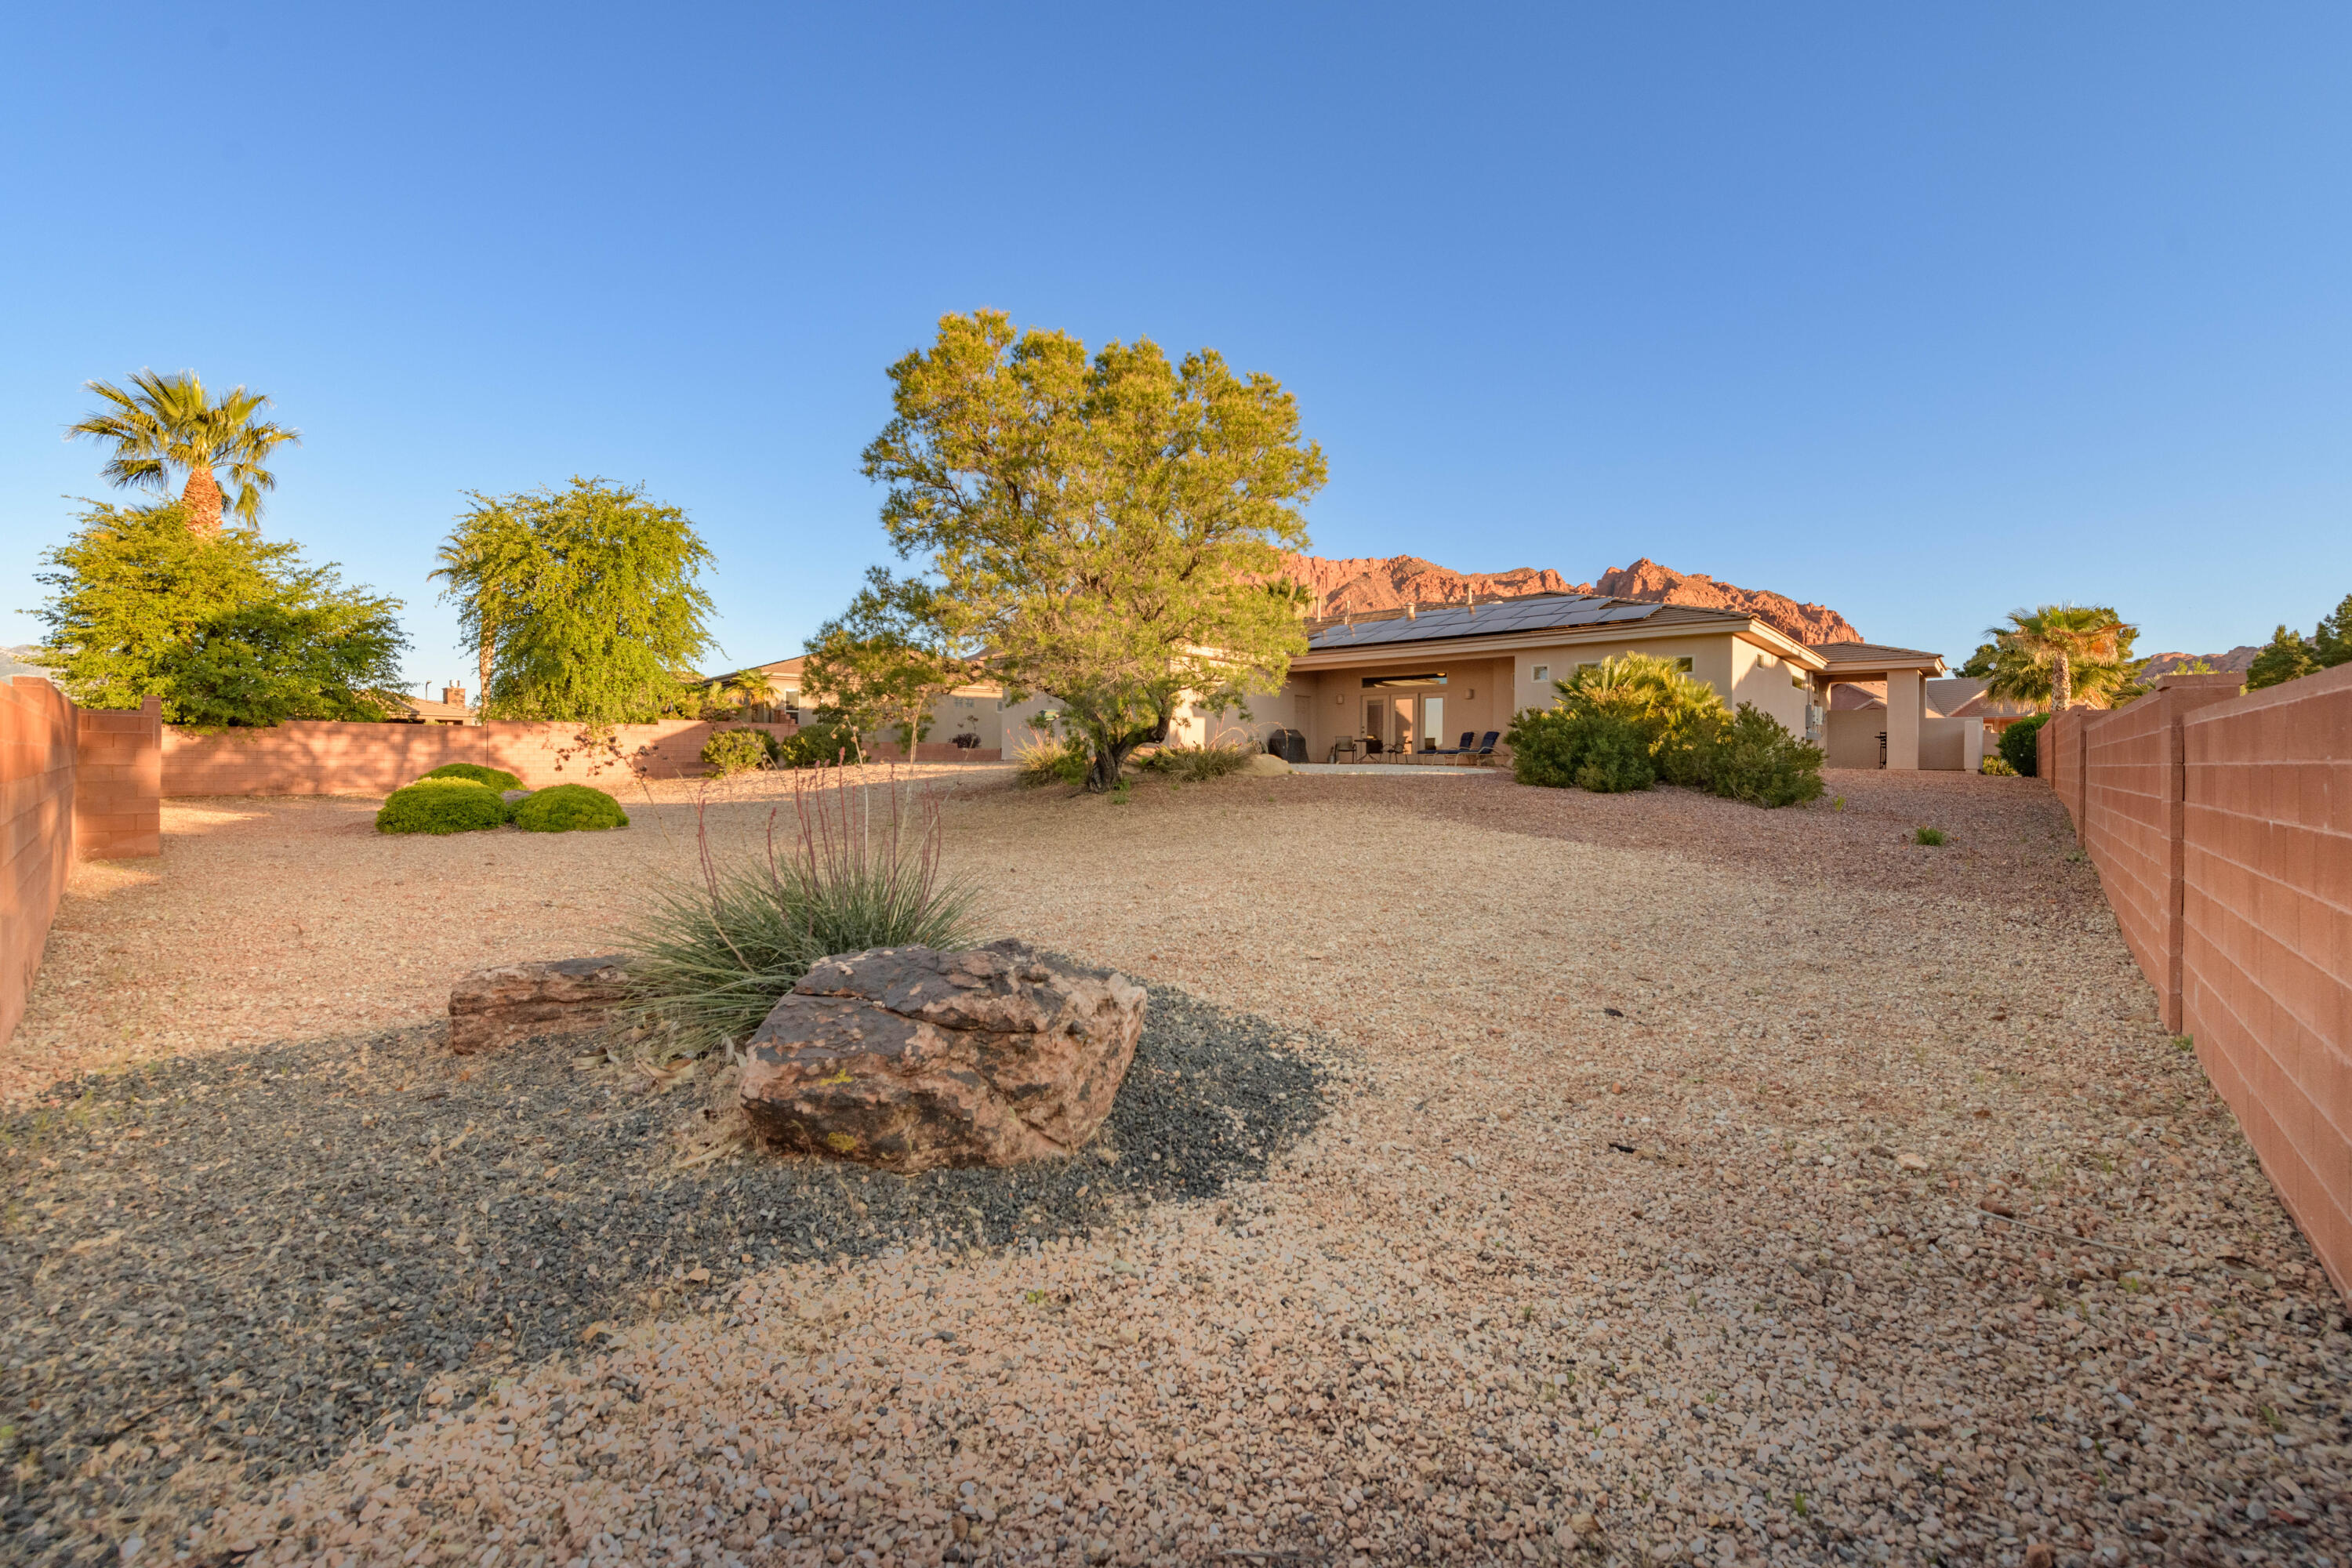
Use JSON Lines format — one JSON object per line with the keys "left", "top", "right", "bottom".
{"left": 0, "top": 980, "right": 1323, "bottom": 1562}
{"left": 741, "top": 940, "right": 1145, "bottom": 1171}
{"left": 446, "top": 954, "right": 633, "bottom": 1054}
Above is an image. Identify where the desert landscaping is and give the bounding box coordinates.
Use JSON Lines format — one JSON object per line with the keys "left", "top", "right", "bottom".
{"left": 7, "top": 765, "right": 2349, "bottom": 1567}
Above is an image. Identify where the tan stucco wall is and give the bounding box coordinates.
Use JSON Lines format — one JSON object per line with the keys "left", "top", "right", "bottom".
{"left": 1825, "top": 709, "right": 1889, "bottom": 768}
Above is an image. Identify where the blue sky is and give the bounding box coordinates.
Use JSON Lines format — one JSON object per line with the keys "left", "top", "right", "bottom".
{"left": 5, "top": 4, "right": 2348, "bottom": 684}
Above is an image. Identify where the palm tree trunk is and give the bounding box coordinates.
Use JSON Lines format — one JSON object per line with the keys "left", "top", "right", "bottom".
{"left": 2052, "top": 655, "right": 2073, "bottom": 711}
{"left": 181, "top": 466, "right": 224, "bottom": 535}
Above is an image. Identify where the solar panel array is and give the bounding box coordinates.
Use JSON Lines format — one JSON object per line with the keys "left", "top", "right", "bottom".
{"left": 1306, "top": 595, "right": 1661, "bottom": 650}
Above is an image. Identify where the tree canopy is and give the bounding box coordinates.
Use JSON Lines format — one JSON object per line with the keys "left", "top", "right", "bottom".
{"left": 1980, "top": 604, "right": 2140, "bottom": 710}
{"left": 857, "top": 310, "right": 1326, "bottom": 791}
{"left": 432, "top": 477, "right": 716, "bottom": 726}
{"left": 67, "top": 369, "right": 299, "bottom": 535}
{"left": 2246, "top": 592, "right": 2352, "bottom": 691}
{"left": 800, "top": 568, "right": 963, "bottom": 750}
{"left": 34, "top": 501, "right": 407, "bottom": 725}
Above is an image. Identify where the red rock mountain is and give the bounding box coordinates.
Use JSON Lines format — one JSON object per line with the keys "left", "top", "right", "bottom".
{"left": 1281, "top": 553, "right": 1864, "bottom": 646}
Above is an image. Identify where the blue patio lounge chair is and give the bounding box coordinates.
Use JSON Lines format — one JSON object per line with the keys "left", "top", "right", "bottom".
{"left": 1457, "top": 731, "right": 1501, "bottom": 766}
{"left": 1428, "top": 730, "right": 1476, "bottom": 758}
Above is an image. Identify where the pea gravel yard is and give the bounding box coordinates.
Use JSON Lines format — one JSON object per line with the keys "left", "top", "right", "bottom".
{"left": 5, "top": 768, "right": 2349, "bottom": 1567}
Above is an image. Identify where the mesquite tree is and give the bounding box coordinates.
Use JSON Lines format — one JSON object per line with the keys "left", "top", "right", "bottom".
{"left": 858, "top": 310, "right": 1324, "bottom": 792}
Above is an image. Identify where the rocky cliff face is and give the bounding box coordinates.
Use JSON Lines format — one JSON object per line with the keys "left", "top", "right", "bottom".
{"left": 1281, "top": 553, "right": 1864, "bottom": 645}
{"left": 2140, "top": 646, "right": 2259, "bottom": 677}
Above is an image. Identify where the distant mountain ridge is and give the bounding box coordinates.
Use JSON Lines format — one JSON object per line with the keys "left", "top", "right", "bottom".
{"left": 1281, "top": 553, "right": 1865, "bottom": 646}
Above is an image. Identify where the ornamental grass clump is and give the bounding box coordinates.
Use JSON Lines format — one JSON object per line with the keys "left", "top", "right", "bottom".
{"left": 1017, "top": 737, "right": 1090, "bottom": 788}
{"left": 419, "top": 761, "right": 522, "bottom": 791}
{"left": 1133, "top": 739, "right": 1254, "bottom": 782}
{"left": 376, "top": 779, "right": 510, "bottom": 834}
{"left": 618, "top": 771, "right": 982, "bottom": 1053}
{"left": 513, "top": 783, "right": 628, "bottom": 833}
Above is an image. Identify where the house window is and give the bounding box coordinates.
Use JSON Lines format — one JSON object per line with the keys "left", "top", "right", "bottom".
{"left": 1675, "top": 657, "right": 1694, "bottom": 673}
{"left": 1791, "top": 672, "right": 1806, "bottom": 689}
{"left": 1531, "top": 665, "right": 1549, "bottom": 683}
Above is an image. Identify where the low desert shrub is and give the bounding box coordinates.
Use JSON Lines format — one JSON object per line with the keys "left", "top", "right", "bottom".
{"left": 1689, "top": 703, "right": 1825, "bottom": 808}
{"left": 376, "top": 779, "right": 510, "bottom": 835}
{"left": 619, "top": 774, "right": 980, "bottom": 1051}
{"left": 1980, "top": 754, "right": 2017, "bottom": 777}
{"left": 702, "top": 728, "right": 771, "bottom": 777}
{"left": 1134, "top": 740, "right": 1254, "bottom": 782}
{"left": 1998, "top": 713, "right": 2049, "bottom": 777}
{"left": 773, "top": 722, "right": 862, "bottom": 769}
{"left": 514, "top": 783, "right": 629, "bottom": 833}
{"left": 1914, "top": 826, "right": 1948, "bottom": 846}
{"left": 419, "top": 761, "right": 523, "bottom": 791}
{"left": 1508, "top": 708, "right": 1654, "bottom": 791}
{"left": 1018, "top": 737, "right": 1090, "bottom": 788}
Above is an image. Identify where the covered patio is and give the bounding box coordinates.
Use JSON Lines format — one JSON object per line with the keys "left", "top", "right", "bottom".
{"left": 1805, "top": 642, "right": 1957, "bottom": 770}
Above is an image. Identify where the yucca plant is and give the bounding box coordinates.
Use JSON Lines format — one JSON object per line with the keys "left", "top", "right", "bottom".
{"left": 616, "top": 770, "right": 982, "bottom": 1053}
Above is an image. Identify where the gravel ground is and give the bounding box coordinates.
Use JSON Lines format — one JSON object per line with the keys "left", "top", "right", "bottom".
{"left": 9, "top": 768, "right": 2352, "bottom": 1567}
{"left": 0, "top": 985, "right": 1326, "bottom": 1559}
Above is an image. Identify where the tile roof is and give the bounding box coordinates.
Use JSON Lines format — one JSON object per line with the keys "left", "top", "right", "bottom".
{"left": 1808, "top": 641, "right": 1948, "bottom": 669}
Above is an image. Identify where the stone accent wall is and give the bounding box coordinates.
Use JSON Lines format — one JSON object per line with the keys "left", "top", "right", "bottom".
{"left": 161, "top": 717, "right": 801, "bottom": 796}
{"left": 2043, "top": 667, "right": 2352, "bottom": 1297}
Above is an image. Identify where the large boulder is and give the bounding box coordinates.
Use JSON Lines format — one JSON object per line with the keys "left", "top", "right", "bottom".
{"left": 448, "top": 955, "right": 632, "bottom": 1054}
{"left": 739, "top": 939, "right": 1144, "bottom": 1172}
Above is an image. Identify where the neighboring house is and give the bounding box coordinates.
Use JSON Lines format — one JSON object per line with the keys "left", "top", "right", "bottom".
{"left": 1926, "top": 676, "right": 2039, "bottom": 734}
{"left": 384, "top": 684, "right": 477, "bottom": 725}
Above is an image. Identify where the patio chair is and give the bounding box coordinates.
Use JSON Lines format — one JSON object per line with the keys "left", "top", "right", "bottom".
{"left": 1428, "top": 730, "right": 1475, "bottom": 757}
{"left": 1457, "top": 731, "right": 1501, "bottom": 766}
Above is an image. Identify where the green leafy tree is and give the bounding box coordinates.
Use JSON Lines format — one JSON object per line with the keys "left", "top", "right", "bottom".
{"left": 858, "top": 310, "right": 1326, "bottom": 793}
{"left": 34, "top": 501, "right": 407, "bottom": 724}
{"left": 1981, "top": 604, "right": 2140, "bottom": 710}
{"left": 67, "top": 369, "right": 300, "bottom": 536}
{"left": 1957, "top": 642, "right": 1999, "bottom": 680}
{"left": 800, "top": 568, "right": 963, "bottom": 752}
{"left": 432, "top": 477, "right": 716, "bottom": 726}
{"left": 2246, "top": 592, "right": 2352, "bottom": 691}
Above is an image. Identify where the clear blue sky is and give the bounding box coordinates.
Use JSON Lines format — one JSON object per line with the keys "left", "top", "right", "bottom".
{"left": 6, "top": 4, "right": 2348, "bottom": 684}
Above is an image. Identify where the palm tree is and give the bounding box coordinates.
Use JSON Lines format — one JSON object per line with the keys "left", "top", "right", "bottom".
{"left": 67, "top": 369, "right": 300, "bottom": 535}
{"left": 727, "top": 667, "right": 780, "bottom": 717}
{"left": 1983, "top": 605, "right": 2138, "bottom": 710}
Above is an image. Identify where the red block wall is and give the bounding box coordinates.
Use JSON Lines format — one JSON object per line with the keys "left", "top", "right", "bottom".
{"left": 161, "top": 717, "right": 801, "bottom": 796}
{"left": 2178, "top": 662, "right": 2352, "bottom": 1297}
{"left": 2, "top": 681, "right": 161, "bottom": 1047}
{"left": 2044, "top": 668, "right": 2352, "bottom": 1298}
{"left": 2, "top": 678, "right": 78, "bottom": 1048}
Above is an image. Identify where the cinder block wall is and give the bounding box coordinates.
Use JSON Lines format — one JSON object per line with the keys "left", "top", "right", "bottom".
{"left": 2178, "top": 663, "right": 2352, "bottom": 1296}
{"left": 161, "top": 717, "right": 801, "bottom": 795}
{"left": 2044, "top": 668, "right": 2352, "bottom": 1298}
{"left": 2, "top": 678, "right": 78, "bottom": 1047}
{"left": 2, "top": 681, "right": 160, "bottom": 1047}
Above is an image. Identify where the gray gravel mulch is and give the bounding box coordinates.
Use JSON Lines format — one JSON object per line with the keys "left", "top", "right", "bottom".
{"left": 0, "top": 979, "right": 1327, "bottom": 1554}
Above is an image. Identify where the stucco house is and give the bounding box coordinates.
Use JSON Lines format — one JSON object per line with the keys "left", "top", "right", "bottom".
{"left": 746, "top": 590, "right": 1984, "bottom": 770}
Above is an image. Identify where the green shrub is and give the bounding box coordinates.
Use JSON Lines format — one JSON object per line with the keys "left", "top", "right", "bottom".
{"left": 1507, "top": 708, "right": 1652, "bottom": 791}
{"left": 1980, "top": 754, "right": 2016, "bottom": 777}
{"left": 1134, "top": 740, "right": 1254, "bottom": 782}
{"left": 1690, "top": 703, "right": 1825, "bottom": 808}
{"left": 1915, "top": 827, "right": 1947, "bottom": 846}
{"left": 702, "top": 728, "right": 771, "bottom": 777}
{"left": 1572, "top": 718, "right": 1657, "bottom": 793}
{"left": 1998, "top": 713, "right": 2049, "bottom": 777}
{"left": 418, "top": 761, "right": 523, "bottom": 791}
{"left": 773, "top": 722, "right": 862, "bottom": 769}
{"left": 513, "top": 783, "right": 629, "bottom": 833}
{"left": 619, "top": 778, "right": 980, "bottom": 1052}
{"left": 1018, "top": 737, "right": 1091, "bottom": 788}
{"left": 376, "top": 779, "right": 510, "bottom": 835}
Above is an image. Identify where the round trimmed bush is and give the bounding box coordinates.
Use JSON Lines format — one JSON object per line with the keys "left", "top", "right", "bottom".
{"left": 419, "top": 761, "right": 523, "bottom": 791}
{"left": 702, "top": 728, "right": 771, "bottom": 777}
{"left": 1998, "top": 712, "right": 2049, "bottom": 777}
{"left": 377, "top": 779, "right": 510, "bottom": 835}
{"left": 513, "top": 783, "right": 629, "bottom": 833}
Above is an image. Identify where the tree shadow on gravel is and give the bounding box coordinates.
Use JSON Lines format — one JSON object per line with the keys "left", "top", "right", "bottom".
{"left": 0, "top": 980, "right": 1329, "bottom": 1552}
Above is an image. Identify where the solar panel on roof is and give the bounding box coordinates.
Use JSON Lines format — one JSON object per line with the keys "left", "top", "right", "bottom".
{"left": 1305, "top": 596, "right": 1661, "bottom": 649}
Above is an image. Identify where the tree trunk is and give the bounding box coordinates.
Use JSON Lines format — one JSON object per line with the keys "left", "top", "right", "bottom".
{"left": 477, "top": 639, "right": 495, "bottom": 702}
{"left": 181, "top": 466, "right": 224, "bottom": 535}
{"left": 2051, "top": 654, "right": 2073, "bottom": 711}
